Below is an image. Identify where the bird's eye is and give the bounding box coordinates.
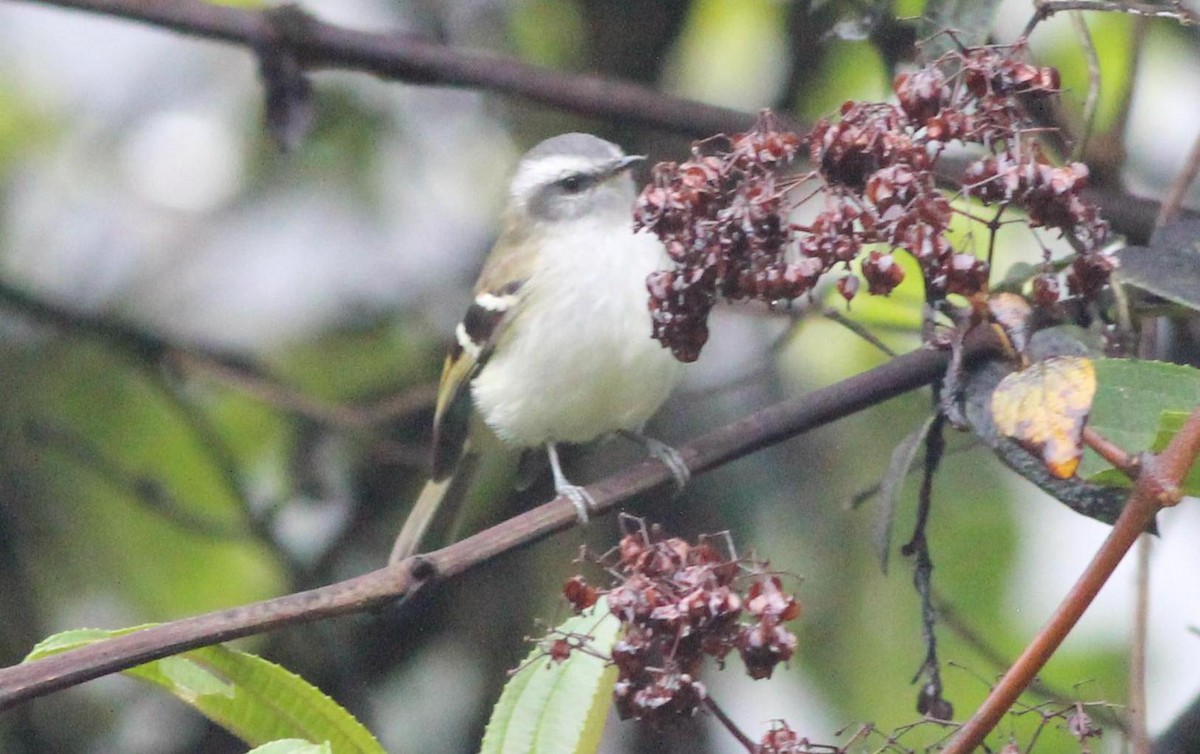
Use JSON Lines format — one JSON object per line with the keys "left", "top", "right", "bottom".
{"left": 557, "top": 174, "right": 589, "bottom": 193}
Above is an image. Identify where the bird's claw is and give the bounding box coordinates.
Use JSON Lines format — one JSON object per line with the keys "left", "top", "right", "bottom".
{"left": 642, "top": 437, "right": 690, "bottom": 493}
{"left": 558, "top": 483, "right": 596, "bottom": 524}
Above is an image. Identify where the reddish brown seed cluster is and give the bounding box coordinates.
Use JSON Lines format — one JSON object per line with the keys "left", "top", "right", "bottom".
{"left": 636, "top": 113, "right": 807, "bottom": 362}
{"left": 635, "top": 43, "right": 1115, "bottom": 363}
{"left": 560, "top": 527, "right": 800, "bottom": 725}
{"left": 757, "top": 720, "right": 812, "bottom": 754}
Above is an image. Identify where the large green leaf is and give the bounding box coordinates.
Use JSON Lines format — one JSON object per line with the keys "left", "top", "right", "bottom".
{"left": 1089, "top": 410, "right": 1200, "bottom": 495}
{"left": 26, "top": 627, "right": 385, "bottom": 754}
{"left": 480, "top": 601, "right": 621, "bottom": 754}
{"left": 1084, "top": 359, "right": 1200, "bottom": 479}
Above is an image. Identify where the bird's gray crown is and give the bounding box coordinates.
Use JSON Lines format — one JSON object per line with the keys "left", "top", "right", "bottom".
{"left": 509, "top": 133, "right": 637, "bottom": 223}
{"left": 522, "top": 133, "right": 624, "bottom": 164}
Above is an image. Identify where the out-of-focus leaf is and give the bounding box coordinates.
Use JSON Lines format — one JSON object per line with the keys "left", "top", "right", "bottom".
{"left": 1115, "top": 245, "right": 1200, "bottom": 313}
{"left": 480, "top": 601, "right": 621, "bottom": 754}
{"left": 1151, "top": 214, "right": 1200, "bottom": 252}
{"left": 874, "top": 415, "right": 934, "bottom": 574}
{"left": 1090, "top": 410, "right": 1200, "bottom": 496}
{"left": 961, "top": 359, "right": 1127, "bottom": 525}
{"left": 1083, "top": 359, "right": 1200, "bottom": 479}
{"left": 991, "top": 356, "right": 1096, "bottom": 479}
{"left": 670, "top": 0, "right": 790, "bottom": 111}
{"left": 510, "top": 0, "right": 586, "bottom": 68}
{"left": 0, "top": 79, "right": 59, "bottom": 178}
{"left": 27, "top": 627, "right": 385, "bottom": 754}
{"left": 0, "top": 342, "right": 287, "bottom": 619}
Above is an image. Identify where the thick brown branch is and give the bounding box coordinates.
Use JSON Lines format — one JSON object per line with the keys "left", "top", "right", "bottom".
{"left": 0, "top": 331, "right": 1000, "bottom": 710}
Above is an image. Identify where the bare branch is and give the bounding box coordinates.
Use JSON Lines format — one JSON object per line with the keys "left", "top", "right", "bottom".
{"left": 1026, "top": 0, "right": 1199, "bottom": 36}
{"left": 8, "top": 0, "right": 1196, "bottom": 248}
{"left": 15, "top": 0, "right": 757, "bottom": 139}
{"left": 0, "top": 329, "right": 1002, "bottom": 710}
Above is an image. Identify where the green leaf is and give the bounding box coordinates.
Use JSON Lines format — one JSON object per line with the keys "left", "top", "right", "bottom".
{"left": 1090, "top": 410, "right": 1200, "bottom": 495}
{"left": 480, "top": 600, "right": 621, "bottom": 754}
{"left": 874, "top": 415, "right": 935, "bottom": 574}
{"left": 1084, "top": 359, "right": 1200, "bottom": 480}
{"left": 26, "top": 627, "right": 384, "bottom": 754}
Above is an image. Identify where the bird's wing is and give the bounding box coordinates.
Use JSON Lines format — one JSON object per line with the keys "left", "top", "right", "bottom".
{"left": 431, "top": 230, "right": 534, "bottom": 479}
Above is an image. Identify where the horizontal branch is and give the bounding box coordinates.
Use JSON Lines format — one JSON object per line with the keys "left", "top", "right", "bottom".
{"left": 18, "top": 0, "right": 756, "bottom": 139}
{"left": 0, "top": 330, "right": 1000, "bottom": 710}
{"left": 18, "top": 0, "right": 1190, "bottom": 247}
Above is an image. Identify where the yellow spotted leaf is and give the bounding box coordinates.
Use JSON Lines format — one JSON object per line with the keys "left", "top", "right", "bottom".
{"left": 990, "top": 356, "right": 1097, "bottom": 479}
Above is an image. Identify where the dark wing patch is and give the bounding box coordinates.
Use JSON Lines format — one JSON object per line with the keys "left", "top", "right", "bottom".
{"left": 430, "top": 280, "right": 525, "bottom": 479}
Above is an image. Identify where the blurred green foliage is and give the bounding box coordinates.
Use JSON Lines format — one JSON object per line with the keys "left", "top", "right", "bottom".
{"left": 0, "top": 1, "right": 1195, "bottom": 753}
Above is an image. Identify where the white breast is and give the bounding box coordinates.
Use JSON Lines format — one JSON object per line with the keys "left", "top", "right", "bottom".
{"left": 470, "top": 219, "right": 682, "bottom": 447}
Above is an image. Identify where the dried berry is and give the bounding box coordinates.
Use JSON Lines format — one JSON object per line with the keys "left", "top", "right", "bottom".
{"left": 637, "top": 44, "right": 1111, "bottom": 364}
{"left": 555, "top": 521, "right": 801, "bottom": 726}
{"left": 563, "top": 575, "right": 598, "bottom": 613}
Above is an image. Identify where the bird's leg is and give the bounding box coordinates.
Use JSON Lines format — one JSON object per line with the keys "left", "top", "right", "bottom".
{"left": 547, "top": 442, "right": 595, "bottom": 523}
{"left": 616, "top": 430, "right": 690, "bottom": 492}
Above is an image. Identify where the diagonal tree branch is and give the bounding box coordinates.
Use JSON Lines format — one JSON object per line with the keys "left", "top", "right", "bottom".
{"left": 0, "top": 328, "right": 1001, "bottom": 710}
{"left": 944, "top": 405, "right": 1200, "bottom": 753}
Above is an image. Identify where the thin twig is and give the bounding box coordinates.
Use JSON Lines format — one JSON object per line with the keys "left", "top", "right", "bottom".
{"left": 1025, "top": 0, "right": 1198, "bottom": 37}
{"left": 0, "top": 328, "right": 1003, "bottom": 710}
{"left": 902, "top": 412, "right": 948, "bottom": 709}
{"left": 1069, "top": 11, "right": 1100, "bottom": 162}
{"left": 173, "top": 351, "right": 436, "bottom": 430}
{"left": 1083, "top": 425, "right": 1139, "bottom": 478}
{"left": 937, "top": 599, "right": 1128, "bottom": 733}
{"left": 943, "top": 405, "right": 1200, "bottom": 753}
{"left": 704, "top": 696, "right": 757, "bottom": 752}
{"left": 1156, "top": 129, "right": 1200, "bottom": 230}
{"left": 823, "top": 308, "right": 898, "bottom": 357}
{"left": 1131, "top": 534, "right": 1152, "bottom": 754}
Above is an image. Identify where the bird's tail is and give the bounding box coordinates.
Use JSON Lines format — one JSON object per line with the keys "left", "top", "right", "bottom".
{"left": 389, "top": 474, "right": 455, "bottom": 565}
{"left": 388, "top": 431, "right": 519, "bottom": 564}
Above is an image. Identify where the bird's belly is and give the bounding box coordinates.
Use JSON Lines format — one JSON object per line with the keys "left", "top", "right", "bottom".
{"left": 471, "top": 282, "right": 681, "bottom": 447}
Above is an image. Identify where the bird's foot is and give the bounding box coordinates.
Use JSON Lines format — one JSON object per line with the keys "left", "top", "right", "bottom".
{"left": 557, "top": 482, "right": 596, "bottom": 524}
{"left": 547, "top": 442, "right": 595, "bottom": 524}
{"left": 618, "top": 431, "right": 690, "bottom": 493}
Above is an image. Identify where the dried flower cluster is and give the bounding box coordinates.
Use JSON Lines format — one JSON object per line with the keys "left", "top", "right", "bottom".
{"left": 635, "top": 43, "right": 1115, "bottom": 362}
{"left": 561, "top": 526, "right": 800, "bottom": 725}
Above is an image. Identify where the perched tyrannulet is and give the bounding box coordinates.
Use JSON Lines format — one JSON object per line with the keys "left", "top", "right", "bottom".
{"left": 389, "top": 133, "right": 686, "bottom": 564}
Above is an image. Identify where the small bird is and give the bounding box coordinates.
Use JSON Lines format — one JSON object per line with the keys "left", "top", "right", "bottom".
{"left": 389, "top": 133, "right": 687, "bottom": 564}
